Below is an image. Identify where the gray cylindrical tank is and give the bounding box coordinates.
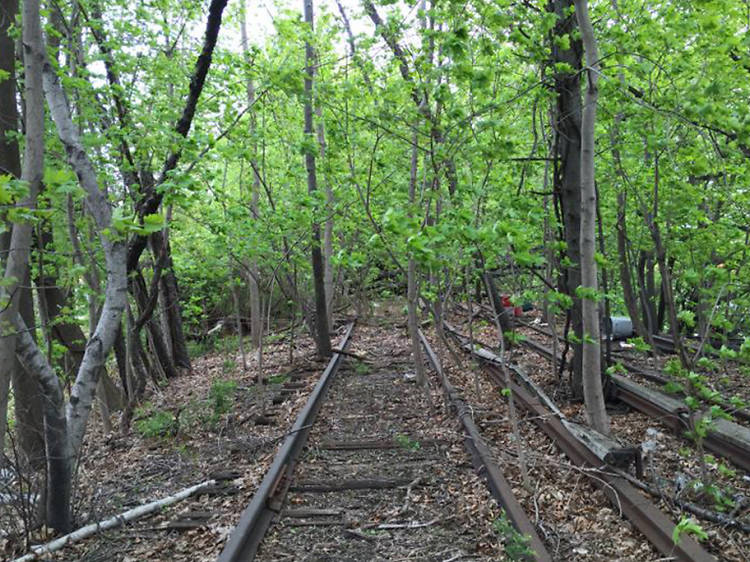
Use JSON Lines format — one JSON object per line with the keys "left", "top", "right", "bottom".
{"left": 604, "top": 316, "right": 634, "bottom": 340}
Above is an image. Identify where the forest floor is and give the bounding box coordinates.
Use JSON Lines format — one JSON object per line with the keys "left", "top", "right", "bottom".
{"left": 4, "top": 303, "right": 749, "bottom": 561}
{"left": 3, "top": 324, "right": 327, "bottom": 561}
{"left": 446, "top": 307, "right": 750, "bottom": 561}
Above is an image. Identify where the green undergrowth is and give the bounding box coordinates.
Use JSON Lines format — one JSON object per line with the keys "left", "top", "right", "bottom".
{"left": 135, "top": 377, "right": 242, "bottom": 439}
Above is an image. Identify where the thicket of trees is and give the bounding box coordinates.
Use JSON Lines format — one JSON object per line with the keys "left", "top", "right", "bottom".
{"left": 1, "top": 0, "right": 749, "bottom": 536}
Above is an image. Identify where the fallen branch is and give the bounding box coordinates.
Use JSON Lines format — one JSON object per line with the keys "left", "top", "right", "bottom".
{"left": 13, "top": 479, "right": 216, "bottom": 561}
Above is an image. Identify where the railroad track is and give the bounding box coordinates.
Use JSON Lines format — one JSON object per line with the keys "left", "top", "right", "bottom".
{"left": 508, "top": 320, "right": 750, "bottom": 473}
{"left": 442, "top": 324, "right": 716, "bottom": 561}
{"left": 218, "top": 322, "right": 549, "bottom": 561}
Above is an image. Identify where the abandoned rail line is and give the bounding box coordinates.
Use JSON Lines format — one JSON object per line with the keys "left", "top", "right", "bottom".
{"left": 443, "top": 323, "right": 715, "bottom": 561}
{"left": 218, "top": 321, "right": 550, "bottom": 561}
{"left": 509, "top": 318, "right": 750, "bottom": 473}
{"left": 216, "top": 312, "right": 748, "bottom": 561}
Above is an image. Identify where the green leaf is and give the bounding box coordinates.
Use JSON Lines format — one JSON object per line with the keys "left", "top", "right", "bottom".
{"left": 673, "top": 517, "right": 708, "bottom": 545}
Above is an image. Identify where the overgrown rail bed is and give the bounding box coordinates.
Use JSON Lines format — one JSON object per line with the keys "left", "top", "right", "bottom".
{"left": 222, "top": 321, "right": 530, "bottom": 561}
{"left": 448, "top": 307, "right": 750, "bottom": 560}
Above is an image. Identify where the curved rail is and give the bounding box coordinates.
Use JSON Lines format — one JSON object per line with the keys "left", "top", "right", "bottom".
{"left": 417, "top": 330, "right": 551, "bottom": 562}
{"left": 217, "top": 322, "right": 355, "bottom": 562}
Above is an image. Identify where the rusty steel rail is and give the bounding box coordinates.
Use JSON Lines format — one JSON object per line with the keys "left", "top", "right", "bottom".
{"left": 217, "top": 322, "right": 355, "bottom": 562}
{"left": 417, "top": 330, "right": 551, "bottom": 562}
{"left": 444, "top": 326, "right": 716, "bottom": 562}
{"left": 515, "top": 316, "right": 750, "bottom": 423}
{"left": 518, "top": 333, "right": 750, "bottom": 473}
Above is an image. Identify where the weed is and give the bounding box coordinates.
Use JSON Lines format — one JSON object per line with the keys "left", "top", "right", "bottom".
{"left": 135, "top": 408, "right": 176, "bottom": 439}
{"left": 394, "top": 433, "right": 420, "bottom": 451}
{"left": 268, "top": 374, "right": 290, "bottom": 385}
{"left": 187, "top": 336, "right": 217, "bottom": 358}
{"left": 626, "top": 336, "right": 652, "bottom": 353}
{"left": 355, "top": 361, "right": 370, "bottom": 376}
{"left": 209, "top": 379, "right": 237, "bottom": 418}
{"left": 673, "top": 516, "right": 707, "bottom": 545}
{"left": 493, "top": 510, "right": 535, "bottom": 560}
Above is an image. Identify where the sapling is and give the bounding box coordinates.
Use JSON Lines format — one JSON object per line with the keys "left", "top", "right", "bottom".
{"left": 665, "top": 358, "right": 734, "bottom": 508}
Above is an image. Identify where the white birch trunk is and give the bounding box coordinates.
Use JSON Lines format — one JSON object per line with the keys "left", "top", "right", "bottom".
{"left": 0, "top": 0, "right": 45, "bottom": 459}
{"left": 43, "top": 63, "right": 129, "bottom": 453}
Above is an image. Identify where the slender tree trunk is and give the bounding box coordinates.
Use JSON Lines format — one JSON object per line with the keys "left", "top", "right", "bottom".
{"left": 481, "top": 263, "right": 513, "bottom": 342}
{"left": 549, "top": 0, "right": 584, "bottom": 398}
{"left": 37, "top": 22, "right": 130, "bottom": 528}
{"left": 317, "top": 108, "right": 335, "bottom": 327}
{"left": 150, "top": 230, "right": 191, "bottom": 370}
{"left": 239, "top": 4, "right": 263, "bottom": 352}
{"left": 616, "top": 192, "right": 650, "bottom": 335}
{"left": 0, "top": 0, "right": 44, "bottom": 468}
{"left": 646, "top": 155, "right": 690, "bottom": 368}
{"left": 574, "top": 0, "right": 609, "bottom": 434}
{"left": 0, "top": 0, "right": 45, "bottom": 461}
{"left": 231, "top": 280, "right": 248, "bottom": 370}
{"left": 407, "top": 131, "right": 426, "bottom": 387}
{"left": 303, "top": 0, "right": 332, "bottom": 358}
{"left": 131, "top": 269, "right": 178, "bottom": 380}
{"left": 595, "top": 184, "right": 612, "bottom": 368}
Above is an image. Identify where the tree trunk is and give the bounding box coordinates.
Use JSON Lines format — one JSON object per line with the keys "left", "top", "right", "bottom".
{"left": 12, "top": 272, "right": 45, "bottom": 468}
{"left": 239, "top": 4, "right": 263, "bottom": 352}
{"left": 317, "top": 110, "right": 335, "bottom": 327}
{"left": 574, "top": 0, "right": 609, "bottom": 434}
{"left": 0, "top": 0, "right": 44, "bottom": 468}
{"left": 615, "top": 192, "right": 650, "bottom": 335}
{"left": 303, "top": 0, "right": 332, "bottom": 358}
{"left": 646, "top": 155, "right": 690, "bottom": 368}
{"left": 0, "top": 0, "right": 45, "bottom": 461}
{"left": 150, "top": 230, "right": 191, "bottom": 370}
{"left": 40, "top": 22, "right": 130, "bottom": 528}
{"left": 549, "top": 0, "right": 584, "bottom": 398}
{"left": 407, "top": 131, "right": 426, "bottom": 387}
{"left": 481, "top": 262, "right": 513, "bottom": 344}
{"left": 132, "top": 269, "right": 178, "bottom": 380}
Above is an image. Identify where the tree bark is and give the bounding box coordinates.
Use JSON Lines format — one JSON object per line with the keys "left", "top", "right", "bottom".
{"left": 151, "top": 231, "right": 191, "bottom": 370}
{"left": 0, "top": 0, "right": 20, "bottom": 177}
{"left": 646, "top": 155, "right": 690, "bottom": 368}
{"left": 303, "top": 0, "right": 332, "bottom": 358}
{"left": 240, "top": 3, "right": 263, "bottom": 352}
{"left": 36, "top": 19, "right": 130, "bottom": 528}
{"left": 549, "top": 0, "right": 584, "bottom": 398}
{"left": 0, "top": 0, "right": 44, "bottom": 468}
{"left": 317, "top": 109, "right": 335, "bottom": 327}
{"left": 574, "top": 0, "right": 609, "bottom": 434}
{"left": 0, "top": 0, "right": 45, "bottom": 461}
{"left": 131, "top": 269, "right": 178, "bottom": 380}
{"left": 12, "top": 271, "right": 45, "bottom": 467}
{"left": 407, "top": 131, "right": 426, "bottom": 387}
